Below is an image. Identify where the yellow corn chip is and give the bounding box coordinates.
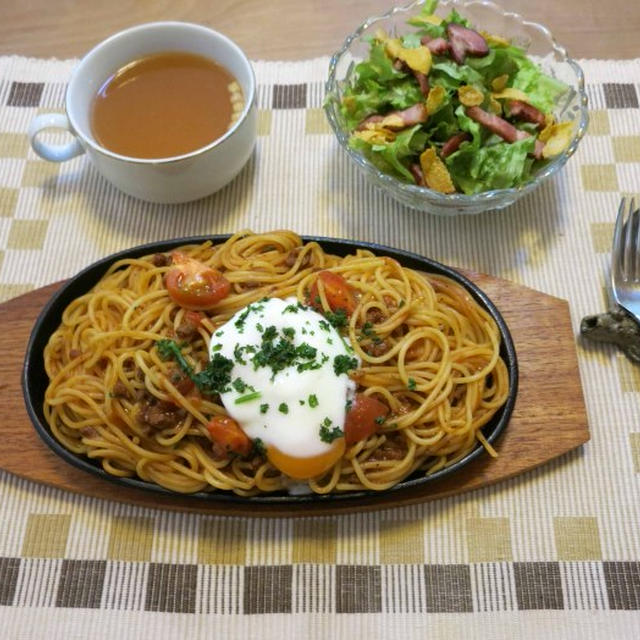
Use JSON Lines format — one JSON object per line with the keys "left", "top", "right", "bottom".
{"left": 458, "top": 85, "right": 484, "bottom": 107}
{"left": 491, "top": 74, "right": 509, "bottom": 92}
{"left": 488, "top": 96, "right": 502, "bottom": 114}
{"left": 426, "top": 85, "right": 446, "bottom": 115}
{"left": 493, "top": 87, "right": 531, "bottom": 104}
{"left": 352, "top": 128, "right": 396, "bottom": 145}
{"left": 384, "top": 36, "right": 432, "bottom": 75}
{"left": 480, "top": 31, "right": 511, "bottom": 47}
{"left": 398, "top": 45, "right": 432, "bottom": 75}
{"left": 541, "top": 122, "right": 574, "bottom": 158}
{"left": 379, "top": 113, "right": 405, "bottom": 129}
{"left": 385, "top": 38, "right": 403, "bottom": 60}
{"left": 538, "top": 115, "right": 557, "bottom": 143}
{"left": 492, "top": 87, "right": 530, "bottom": 103}
{"left": 419, "top": 148, "right": 456, "bottom": 194}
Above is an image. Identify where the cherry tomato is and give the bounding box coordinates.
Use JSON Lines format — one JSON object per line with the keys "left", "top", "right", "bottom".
{"left": 309, "top": 271, "right": 357, "bottom": 315}
{"left": 165, "top": 251, "right": 231, "bottom": 310}
{"left": 206, "top": 416, "right": 252, "bottom": 457}
{"left": 344, "top": 393, "right": 389, "bottom": 445}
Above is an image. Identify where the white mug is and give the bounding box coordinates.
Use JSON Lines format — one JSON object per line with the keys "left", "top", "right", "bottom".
{"left": 29, "top": 22, "right": 257, "bottom": 204}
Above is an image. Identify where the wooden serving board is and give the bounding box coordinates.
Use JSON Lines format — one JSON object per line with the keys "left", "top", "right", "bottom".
{"left": 0, "top": 272, "right": 589, "bottom": 517}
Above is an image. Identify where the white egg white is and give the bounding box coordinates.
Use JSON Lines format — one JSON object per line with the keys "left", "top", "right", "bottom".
{"left": 209, "top": 297, "right": 358, "bottom": 458}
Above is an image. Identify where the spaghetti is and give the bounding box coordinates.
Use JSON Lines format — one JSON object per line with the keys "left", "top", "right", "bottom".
{"left": 43, "top": 231, "right": 509, "bottom": 495}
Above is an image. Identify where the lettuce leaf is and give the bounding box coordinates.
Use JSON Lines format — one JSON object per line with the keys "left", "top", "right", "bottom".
{"left": 349, "top": 124, "right": 427, "bottom": 182}
{"left": 446, "top": 136, "right": 536, "bottom": 194}
{"left": 511, "top": 56, "right": 568, "bottom": 113}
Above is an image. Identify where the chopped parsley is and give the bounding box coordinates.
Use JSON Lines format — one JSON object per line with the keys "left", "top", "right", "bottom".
{"left": 157, "top": 339, "right": 233, "bottom": 395}
{"left": 260, "top": 403, "right": 269, "bottom": 414}
{"left": 251, "top": 326, "right": 320, "bottom": 378}
{"left": 333, "top": 354, "right": 358, "bottom": 376}
{"left": 232, "top": 377, "right": 250, "bottom": 393}
{"left": 319, "top": 417, "right": 344, "bottom": 443}
{"left": 308, "top": 394, "right": 319, "bottom": 408}
{"left": 324, "top": 308, "right": 348, "bottom": 330}
{"left": 234, "top": 307, "right": 252, "bottom": 332}
{"left": 360, "top": 321, "right": 382, "bottom": 344}
{"left": 284, "top": 302, "right": 304, "bottom": 313}
{"left": 278, "top": 402, "right": 289, "bottom": 414}
{"left": 375, "top": 415, "right": 386, "bottom": 425}
{"left": 252, "top": 438, "right": 266, "bottom": 456}
{"left": 235, "top": 391, "right": 262, "bottom": 404}
{"left": 408, "top": 378, "right": 417, "bottom": 390}
{"left": 282, "top": 327, "right": 295, "bottom": 340}
{"left": 233, "top": 343, "right": 247, "bottom": 364}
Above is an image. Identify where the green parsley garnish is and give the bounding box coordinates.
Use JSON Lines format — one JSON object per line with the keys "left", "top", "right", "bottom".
{"left": 234, "top": 307, "right": 252, "bottom": 332}
{"left": 324, "top": 308, "right": 348, "bottom": 329}
{"left": 157, "top": 339, "right": 233, "bottom": 395}
{"left": 308, "top": 394, "right": 319, "bottom": 408}
{"left": 360, "top": 321, "right": 381, "bottom": 343}
{"left": 260, "top": 403, "right": 269, "bottom": 414}
{"left": 252, "top": 438, "right": 266, "bottom": 456}
{"left": 233, "top": 343, "right": 247, "bottom": 364}
{"left": 251, "top": 326, "right": 320, "bottom": 378}
{"left": 319, "top": 417, "right": 344, "bottom": 443}
{"left": 408, "top": 378, "right": 417, "bottom": 390}
{"left": 235, "top": 391, "right": 262, "bottom": 404}
{"left": 232, "top": 377, "right": 250, "bottom": 393}
{"left": 278, "top": 402, "right": 289, "bottom": 414}
{"left": 333, "top": 354, "right": 358, "bottom": 376}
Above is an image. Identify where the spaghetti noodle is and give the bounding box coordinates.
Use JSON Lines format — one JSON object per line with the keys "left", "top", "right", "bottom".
{"left": 43, "top": 231, "right": 509, "bottom": 495}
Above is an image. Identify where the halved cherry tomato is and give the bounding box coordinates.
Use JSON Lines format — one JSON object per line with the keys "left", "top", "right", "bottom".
{"left": 344, "top": 393, "right": 389, "bottom": 445}
{"left": 165, "top": 251, "right": 231, "bottom": 310}
{"left": 309, "top": 270, "right": 357, "bottom": 315}
{"left": 206, "top": 416, "right": 252, "bottom": 457}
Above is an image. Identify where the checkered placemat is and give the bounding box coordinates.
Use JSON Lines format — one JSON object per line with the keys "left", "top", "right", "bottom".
{"left": 1, "top": 56, "right": 640, "bottom": 639}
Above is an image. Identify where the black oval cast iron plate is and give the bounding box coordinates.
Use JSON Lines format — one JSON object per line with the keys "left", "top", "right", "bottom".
{"left": 22, "top": 235, "right": 518, "bottom": 505}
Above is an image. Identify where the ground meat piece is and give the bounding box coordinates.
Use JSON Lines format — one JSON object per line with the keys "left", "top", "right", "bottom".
{"left": 69, "top": 349, "right": 82, "bottom": 359}
{"left": 364, "top": 340, "right": 390, "bottom": 357}
{"left": 170, "top": 369, "right": 195, "bottom": 396}
{"left": 152, "top": 253, "right": 171, "bottom": 267}
{"left": 242, "top": 280, "right": 261, "bottom": 289}
{"left": 366, "top": 308, "right": 386, "bottom": 324}
{"left": 112, "top": 380, "right": 130, "bottom": 399}
{"left": 176, "top": 317, "right": 200, "bottom": 341}
{"left": 138, "top": 395, "right": 187, "bottom": 430}
{"left": 367, "top": 435, "right": 407, "bottom": 462}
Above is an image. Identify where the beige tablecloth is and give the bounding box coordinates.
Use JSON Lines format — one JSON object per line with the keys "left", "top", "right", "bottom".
{"left": 1, "top": 55, "right": 639, "bottom": 639}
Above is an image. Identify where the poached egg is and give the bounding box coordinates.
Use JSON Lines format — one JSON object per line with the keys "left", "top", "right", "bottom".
{"left": 209, "top": 297, "right": 358, "bottom": 479}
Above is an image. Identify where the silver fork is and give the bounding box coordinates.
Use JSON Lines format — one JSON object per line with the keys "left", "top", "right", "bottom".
{"left": 611, "top": 196, "right": 640, "bottom": 325}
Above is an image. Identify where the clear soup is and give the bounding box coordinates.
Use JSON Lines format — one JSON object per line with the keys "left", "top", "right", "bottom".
{"left": 91, "top": 51, "right": 244, "bottom": 159}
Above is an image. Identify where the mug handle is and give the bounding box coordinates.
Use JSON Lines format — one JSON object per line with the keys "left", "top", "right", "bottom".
{"left": 28, "top": 113, "right": 86, "bottom": 162}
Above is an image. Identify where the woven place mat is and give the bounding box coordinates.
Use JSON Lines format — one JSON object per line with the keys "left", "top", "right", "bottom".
{"left": 1, "top": 56, "right": 640, "bottom": 639}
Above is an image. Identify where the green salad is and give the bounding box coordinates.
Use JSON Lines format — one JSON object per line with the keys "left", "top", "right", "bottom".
{"left": 340, "top": 0, "right": 574, "bottom": 195}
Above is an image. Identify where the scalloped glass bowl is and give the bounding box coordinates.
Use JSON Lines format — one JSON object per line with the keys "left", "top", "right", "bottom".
{"left": 324, "top": 0, "right": 589, "bottom": 216}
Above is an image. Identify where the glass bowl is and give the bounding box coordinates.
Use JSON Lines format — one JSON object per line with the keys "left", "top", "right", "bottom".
{"left": 324, "top": 0, "right": 589, "bottom": 216}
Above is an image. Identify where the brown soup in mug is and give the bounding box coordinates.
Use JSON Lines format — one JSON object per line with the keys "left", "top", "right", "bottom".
{"left": 90, "top": 51, "right": 244, "bottom": 159}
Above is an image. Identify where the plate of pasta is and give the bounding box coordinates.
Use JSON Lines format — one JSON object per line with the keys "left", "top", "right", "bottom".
{"left": 22, "top": 231, "right": 517, "bottom": 503}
